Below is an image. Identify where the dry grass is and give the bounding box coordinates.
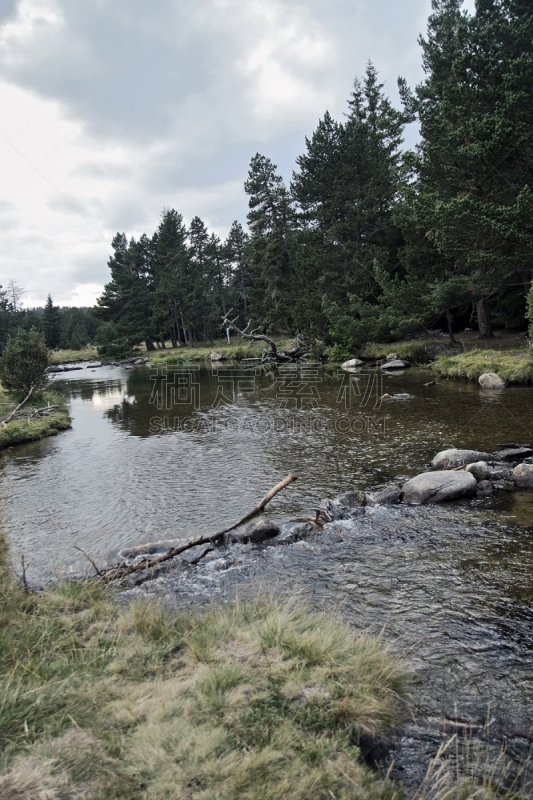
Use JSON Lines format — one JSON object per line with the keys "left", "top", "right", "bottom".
{"left": 149, "top": 336, "right": 294, "bottom": 365}
{"left": 0, "top": 533, "right": 408, "bottom": 799}
{"left": 48, "top": 347, "right": 99, "bottom": 365}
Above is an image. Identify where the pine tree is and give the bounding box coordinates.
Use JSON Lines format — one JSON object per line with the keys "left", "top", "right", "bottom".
{"left": 223, "top": 221, "right": 252, "bottom": 319}
{"left": 42, "top": 295, "right": 61, "bottom": 349}
{"left": 152, "top": 210, "right": 190, "bottom": 347}
{"left": 401, "top": 0, "right": 533, "bottom": 336}
{"left": 245, "top": 154, "right": 296, "bottom": 332}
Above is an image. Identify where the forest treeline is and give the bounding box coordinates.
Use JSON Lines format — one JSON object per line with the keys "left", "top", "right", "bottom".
{"left": 2, "top": 0, "right": 533, "bottom": 360}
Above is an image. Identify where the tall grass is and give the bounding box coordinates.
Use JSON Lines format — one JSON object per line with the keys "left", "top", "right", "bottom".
{"left": 0, "top": 535, "right": 408, "bottom": 799}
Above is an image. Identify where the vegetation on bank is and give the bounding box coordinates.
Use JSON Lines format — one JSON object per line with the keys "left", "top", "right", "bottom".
{"left": 149, "top": 335, "right": 294, "bottom": 365}
{"left": 432, "top": 348, "right": 533, "bottom": 384}
{"left": 0, "top": 388, "right": 71, "bottom": 450}
{"left": 48, "top": 346, "right": 99, "bottom": 364}
{"left": 0, "top": 533, "right": 409, "bottom": 800}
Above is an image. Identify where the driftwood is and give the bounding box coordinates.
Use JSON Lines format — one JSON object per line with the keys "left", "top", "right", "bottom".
{"left": 221, "top": 312, "right": 304, "bottom": 363}
{"left": 1, "top": 386, "right": 34, "bottom": 426}
{"left": 97, "top": 472, "right": 298, "bottom": 584}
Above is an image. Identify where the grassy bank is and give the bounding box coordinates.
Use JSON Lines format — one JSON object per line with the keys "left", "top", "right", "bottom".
{"left": 150, "top": 336, "right": 294, "bottom": 365}
{"left": 0, "top": 534, "right": 409, "bottom": 800}
{"left": 432, "top": 348, "right": 533, "bottom": 384}
{"left": 0, "top": 389, "right": 71, "bottom": 450}
{"left": 49, "top": 346, "right": 99, "bottom": 364}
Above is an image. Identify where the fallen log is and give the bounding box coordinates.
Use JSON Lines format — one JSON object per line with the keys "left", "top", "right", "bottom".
{"left": 1, "top": 386, "right": 34, "bottom": 426}
{"left": 97, "top": 472, "right": 298, "bottom": 584}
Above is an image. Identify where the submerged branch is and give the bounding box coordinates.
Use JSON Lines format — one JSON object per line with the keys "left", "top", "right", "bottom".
{"left": 98, "top": 472, "right": 298, "bottom": 584}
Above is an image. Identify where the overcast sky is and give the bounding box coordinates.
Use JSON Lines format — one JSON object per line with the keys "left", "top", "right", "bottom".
{"left": 0, "top": 0, "right": 475, "bottom": 308}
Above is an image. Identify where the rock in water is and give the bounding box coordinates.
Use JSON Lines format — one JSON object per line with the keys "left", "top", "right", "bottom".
{"left": 432, "top": 448, "right": 495, "bottom": 469}
{"left": 381, "top": 359, "right": 410, "bottom": 370}
{"left": 233, "top": 519, "right": 280, "bottom": 544}
{"left": 478, "top": 372, "right": 506, "bottom": 389}
{"left": 494, "top": 446, "right": 533, "bottom": 461}
{"left": 210, "top": 351, "right": 224, "bottom": 361}
{"left": 341, "top": 358, "right": 364, "bottom": 369}
{"left": 512, "top": 463, "right": 533, "bottom": 489}
{"left": 476, "top": 480, "right": 494, "bottom": 497}
{"left": 366, "top": 485, "right": 402, "bottom": 506}
{"left": 336, "top": 490, "right": 366, "bottom": 508}
{"left": 465, "top": 461, "right": 492, "bottom": 481}
{"left": 402, "top": 471, "right": 477, "bottom": 504}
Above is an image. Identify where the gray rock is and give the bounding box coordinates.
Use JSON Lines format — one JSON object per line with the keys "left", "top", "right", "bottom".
{"left": 231, "top": 518, "right": 280, "bottom": 544}
{"left": 210, "top": 351, "right": 225, "bottom": 361}
{"left": 402, "top": 471, "right": 477, "bottom": 504}
{"left": 465, "top": 461, "right": 492, "bottom": 481}
{"left": 341, "top": 358, "right": 364, "bottom": 369}
{"left": 381, "top": 359, "right": 410, "bottom": 370}
{"left": 478, "top": 372, "right": 506, "bottom": 389}
{"left": 276, "top": 522, "right": 315, "bottom": 544}
{"left": 386, "top": 352, "right": 399, "bottom": 361}
{"left": 512, "top": 463, "right": 533, "bottom": 489}
{"left": 134, "top": 358, "right": 145, "bottom": 365}
{"left": 492, "top": 480, "right": 517, "bottom": 492}
{"left": 476, "top": 480, "right": 494, "bottom": 497}
{"left": 366, "top": 485, "right": 402, "bottom": 506}
{"left": 494, "top": 446, "right": 533, "bottom": 461}
{"left": 431, "top": 448, "right": 495, "bottom": 470}
{"left": 336, "top": 490, "right": 366, "bottom": 508}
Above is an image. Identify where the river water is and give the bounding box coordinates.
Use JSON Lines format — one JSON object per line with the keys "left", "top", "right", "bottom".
{"left": 1, "top": 360, "right": 532, "bottom": 791}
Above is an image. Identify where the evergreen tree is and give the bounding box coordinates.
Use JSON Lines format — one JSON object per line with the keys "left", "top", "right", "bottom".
{"left": 400, "top": 0, "right": 533, "bottom": 336}
{"left": 42, "top": 295, "right": 61, "bottom": 349}
{"left": 0, "top": 328, "right": 49, "bottom": 396}
{"left": 245, "top": 154, "right": 296, "bottom": 332}
{"left": 223, "top": 221, "right": 252, "bottom": 319}
{"left": 152, "top": 209, "right": 191, "bottom": 347}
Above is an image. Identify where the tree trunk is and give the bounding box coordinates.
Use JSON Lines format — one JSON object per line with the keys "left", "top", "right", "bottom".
{"left": 477, "top": 298, "right": 493, "bottom": 338}
{"left": 145, "top": 337, "right": 156, "bottom": 351}
{"left": 446, "top": 308, "right": 456, "bottom": 344}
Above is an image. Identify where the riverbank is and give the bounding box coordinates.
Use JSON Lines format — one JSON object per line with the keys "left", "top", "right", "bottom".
{"left": 432, "top": 348, "right": 533, "bottom": 384}
{"left": 0, "top": 533, "right": 408, "bottom": 800}
{"left": 0, "top": 389, "right": 71, "bottom": 450}
{"left": 49, "top": 346, "right": 99, "bottom": 364}
{"left": 149, "top": 335, "right": 294, "bottom": 365}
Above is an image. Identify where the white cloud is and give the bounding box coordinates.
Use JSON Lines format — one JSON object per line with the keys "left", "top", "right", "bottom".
{"left": 0, "top": 0, "right": 435, "bottom": 306}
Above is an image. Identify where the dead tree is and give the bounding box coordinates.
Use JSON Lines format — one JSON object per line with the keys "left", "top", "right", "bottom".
{"left": 221, "top": 311, "right": 303, "bottom": 363}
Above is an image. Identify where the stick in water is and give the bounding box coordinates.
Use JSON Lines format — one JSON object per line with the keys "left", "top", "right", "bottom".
{"left": 99, "top": 472, "right": 298, "bottom": 584}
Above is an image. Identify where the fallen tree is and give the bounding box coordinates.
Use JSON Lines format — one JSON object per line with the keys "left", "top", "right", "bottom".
{"left": 96, "top": 472, "right": 298, "bottom": 584}
{"left": 221, "top": 311, "right": 304, "bottom": 362}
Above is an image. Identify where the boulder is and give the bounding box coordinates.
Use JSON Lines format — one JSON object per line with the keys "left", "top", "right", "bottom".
{"left": 476, "top": 480, "right": 494, "bottom": 497}
{"left": 402, "top": 471, "right": 477, "bottom": 504}
{"left": 465, "top": 461, "right": 492, "bottom": 482}
{"left": 431, "top": 448, "right": 495, "bottom": 470}
{"left": 336, "top": 490, "right": 366, "bottom": 508}
{"left": 341, "top": 358, "right": 364, "bottom": 369}
{"left": 512, "top": 463, "right": 533, "bottom": 489}
{"left": 386, "top": 352, "right": 399, "bottom": 361}
{"left": 494, "top": 446, "right": 533, "bottom": 461}
{"left": 478, "top": 372, "right": 506, "bottom": 389}
{"left": 210, "top": 351, "right": 225, "bottom": 361}
{"left": 366, "top": 485, "right": 402, "bottom": 506}
{"left": 232, "top": 518, "right": 280, "bottom": 544}
{"left": 276, "top": 522, "right": 315, "bottom": 544}
{"left": 381, "top": 359, "right": 410, "bottom": 370}
{"left": 134, "top": 358, "right": 145, "bottom": 365}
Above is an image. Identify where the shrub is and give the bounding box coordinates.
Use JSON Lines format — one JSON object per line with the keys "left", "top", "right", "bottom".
{"left": 0, "top": 328, "right": 49, "bottom": 397}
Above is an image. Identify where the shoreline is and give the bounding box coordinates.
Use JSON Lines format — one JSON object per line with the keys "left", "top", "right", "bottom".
{"left": 0, "top": 391, "right": 71, "bottom": 450}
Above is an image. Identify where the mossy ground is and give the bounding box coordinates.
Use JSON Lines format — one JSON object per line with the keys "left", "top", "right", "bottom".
{"left": 431, "top": 348, "right": 533, "bottom": 384}
{"left": 0, "top": 532, "right": 409, "bottom": 799}
{"left": 0, "top": 388, "right": 71, "bottom": 450}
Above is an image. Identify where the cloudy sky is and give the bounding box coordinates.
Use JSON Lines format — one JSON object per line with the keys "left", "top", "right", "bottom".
{"left": 0, "top": 0, "right": 474, "bottom": 308}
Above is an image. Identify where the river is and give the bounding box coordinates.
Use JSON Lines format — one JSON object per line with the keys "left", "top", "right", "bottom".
{"left": 0, "top": 360, "right": 532, "bottom": 791}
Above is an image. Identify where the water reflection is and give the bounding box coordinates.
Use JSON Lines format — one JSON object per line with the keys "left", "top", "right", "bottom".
{"left": 0, "top": 362, "right": 532, "bottom": 583}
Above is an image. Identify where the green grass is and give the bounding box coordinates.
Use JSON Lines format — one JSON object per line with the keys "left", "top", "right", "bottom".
{"left": 361, "top": 341, "right": 432, "bottom": 364}
{"left": 432, "top": 348, "right": 533, "bottom": 383}
{"left": 150, "top": 336, "right": 294, "bottom": 365}
{"left": 0, "top": 533, "right": 409, "bottom": 799}
{"left": 48, "top": 346, "right": 99, "bottom": 364}
{"left": 0, "top": 389, "right": 71, "bottom": 450}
